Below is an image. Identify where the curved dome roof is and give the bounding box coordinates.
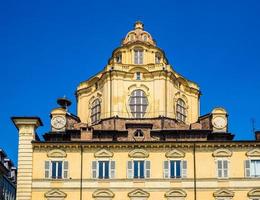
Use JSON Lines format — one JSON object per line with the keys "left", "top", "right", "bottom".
{"left": 121, "top": 21, "right": 156, "bottom": 46}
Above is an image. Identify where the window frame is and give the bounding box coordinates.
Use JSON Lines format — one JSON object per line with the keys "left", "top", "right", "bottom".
{"left": 216, "top": 158, "right": 229, "bottom": 179}
{"left": 44, "top": 159, "right": 68, "bottom": 180}
{"left": 92, "top": 158, "right": 115, "bottom": 180}
{"left": 134, "top": 49, "right": 144, "bottom": 64}
{"left": 164, "top": 159, "right": 187, "bottom": 179}
{"left": 245, "top": 159, "right": 260, "bottom": 178}
{"left": 176, "top": 98, "right": 187, "bottom": 123}
{"left": 91, "top": 99, "right": 101, "bottom": 124}
{"left": 129, "top": 89, "right": 148, "bottom": 118}
{"left": 127, "top": 159, "right": 150, "bottom": 179}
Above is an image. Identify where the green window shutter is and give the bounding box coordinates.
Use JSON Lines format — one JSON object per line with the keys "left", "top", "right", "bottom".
{"left": 182, "top": 160, "right": 187, "bottom": 178}
{"left": 92, "top": 161, "right": 97, "bottom": 179}
{"left": 63, "top": 161, "right": 69, "bottom": 179}
{"left": 164, "top": 161, "right": 169, "bottom": 178}
{"left": 127, "top": 161, "right": 133, "bottom": 179}
{"left": 110, "top": 160, "right": 115, "bottom": 179}
{"left": 44, "top": 161, "right": 50, "bottom": 178}
{"left": 245, "top": 160, "right": 251, "bottom": 177}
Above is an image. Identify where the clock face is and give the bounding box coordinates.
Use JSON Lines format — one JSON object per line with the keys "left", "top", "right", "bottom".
{"left": 212, "top": 116, "right": 227, "bottom": 129}
{"left": 51, "top": 116, "right": 66, "bottom": 130}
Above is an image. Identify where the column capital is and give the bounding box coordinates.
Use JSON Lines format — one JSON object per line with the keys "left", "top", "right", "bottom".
{"left": 11, "top": 116, "right": 43, "bottom": 131}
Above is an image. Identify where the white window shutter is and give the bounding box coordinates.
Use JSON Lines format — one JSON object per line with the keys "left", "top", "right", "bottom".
{"left": 63, "top": 161, "right": 69, "bottom": 179}
{"left": 145, "top": 160, "right": 150, "bottom": 178}
{"left": 217, "top": 160, "right": 223, "bottom": 178}
{"left": 245, "top": 160, "right": 251, "bottom": 177}
{"left": 163, "top": 161, "right": 169, "bottom": 178}
{"left": 223, "top": 160, "right": 228, "bottom": 178}
{"left": 127, "top": 161, "right": 133, "bottom": 179}
{"left": 182, "top": 160, "right": 187, "bottom": 178}
{"left": 92, "top": 161, "right": 97, "bottom": 179}
{"left": 110, "top": 160, "right": 115, "bottom": 179}
{"left": 44, "top": 161, "right": 50, "bottom": 178}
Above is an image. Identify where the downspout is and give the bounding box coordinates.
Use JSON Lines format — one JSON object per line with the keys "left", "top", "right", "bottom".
{"left": 193, "top": 142, "right": 197, "bottom": 200}
{"left": 80, "top": 145, "right": 83, "bottom": 200}
{"left": 109, "top": 69, "right": 113, "bottom": 117}
{"left": 165, "top": 70, "right": 168, "bottom": 117}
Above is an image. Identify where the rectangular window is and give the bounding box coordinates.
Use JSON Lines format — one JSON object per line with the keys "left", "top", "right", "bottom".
{"left": 44, "top": 160, "right": 68, "bottom": 179}
{"left": 136, "top": 72, "right": 141, "bottom": 80}
{"left": 127, "top": 160, "right": 150, "bottom": 179}
{"left": 51, "top": 161, "right": 63, "bottom": 179}
{"left": 134, "top": 50, "right": 143, "bottom": 64}
{"left": 250, "top": 160, "right": 260, "bottom": 177}
{"left": 216, "top": 159, "right": 228, "bottom": 178}
{"left": 164, "top": 160, "right": 187, "bottom": 179}
{"left": 170, "top": 160, "right": 181, "bottom": 178}
{"left": 98, "top": 161, "right": 110, "bottom": 179}
{"left": 134, "top": 160, "right": 145, "bottom": 178}
{"left": 92, "top": 160, "right": 115, "bottom": 179}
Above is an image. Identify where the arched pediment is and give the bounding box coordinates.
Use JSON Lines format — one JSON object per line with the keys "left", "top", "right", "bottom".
{"left": 45, "top": 189, "right": 67, "bottom": 198}
{"left": 212, "top": 148, "right": 232, "bottom": 157}
{"left": 129, "top": 67, "right": 150, "bottom": 73}
{"left": 94, "top": 149, "right": 113, "bottom": 158}
{"left": 129, "top": 149, "right": 149, "bottom": 158}
{"left": 128, "top": 189, "right": 150, "bottom": 197}
{"left": 165, "top": 189, "right": 187, "bottom": 197}
{"left": 165, "top": 149, "right": 185, "bottom": 158}
{"left": 213, "top": 189, "right": 234, "bottom": 197}
{"left": 248, "top": 188, "right": 260, "bottom": 197}
{"left": 246, "top": 149, "right": 260, "bottom": 157}
{"left": 47, "top": 149, "right": 67, "bottom": 158}
{"left": 92, "top": 189, "right": 115, "bottom": 198}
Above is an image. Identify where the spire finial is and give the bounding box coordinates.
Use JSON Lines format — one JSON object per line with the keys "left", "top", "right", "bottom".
{"left": 134, "top": 21, "right": 144, "bottom": 30}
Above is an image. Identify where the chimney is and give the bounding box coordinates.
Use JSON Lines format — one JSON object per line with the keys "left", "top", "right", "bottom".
{"left": 255, "top": 130, "right": 260, "bottom": 141}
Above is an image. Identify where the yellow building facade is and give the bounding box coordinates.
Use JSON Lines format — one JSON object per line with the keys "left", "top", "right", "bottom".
{"left": 13, "top": 22, "right": 260, "bottom": 200}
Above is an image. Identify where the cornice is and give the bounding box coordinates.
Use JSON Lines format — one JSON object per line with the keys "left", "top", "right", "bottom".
{"left": 32, "top": 141, "right": 260, "bottom": 150}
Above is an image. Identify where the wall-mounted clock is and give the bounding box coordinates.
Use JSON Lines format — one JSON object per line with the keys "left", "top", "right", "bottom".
{"left": 51, "top": 115, "right": 66, "bottom": 130}
{"left": 212, "top": 116, "right": 227, "bottom": 129}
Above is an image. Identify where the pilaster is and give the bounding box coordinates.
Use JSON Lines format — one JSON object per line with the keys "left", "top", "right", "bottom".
{"left": 12, "top": 117, "right": 42, "bottom": 200}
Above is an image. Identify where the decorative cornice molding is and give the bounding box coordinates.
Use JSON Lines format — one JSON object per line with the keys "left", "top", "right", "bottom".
{"left": 92, "top": 189, "right": 115, "bottom": 198}
{"left": 47, "top": 149, "right": 67, "bottom": 158}
{"left": 128, "top": 188, "right": 150, "bottom": 197}
{"left": 94, "top": 149, "right": 113, "bottom": 158}
{"left": 212, "top": 148, "right": 232, "bottom": 157}
{"left": 246, "top": 148, "right": 260, "bottom": 157}
{"left": 213, "top": 189, "right": 234, "bottom": 197}
{"left": 165, "top": 149, "right": 185, "bottom": 158}
{"left": 165, "top": 189, "right": 187, "bottom": 197}
{"left": 129, "top": 149, "right": 149, "bottom": 158}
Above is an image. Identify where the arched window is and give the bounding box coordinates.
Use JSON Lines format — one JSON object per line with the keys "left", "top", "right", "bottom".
{"left": 176, "top": 99, "right": 186, "bottom": 123}
{"left": 91, "top": 99, "right": 101, "bottom": 124}
{"left": 155, "top": 53, "right": 161, "bottom": 64}
{"left": 134, "top": 49, "right": 143, "bottom": 64}
{"left": 129, "top": 90, "right": 148, "bottom": 118}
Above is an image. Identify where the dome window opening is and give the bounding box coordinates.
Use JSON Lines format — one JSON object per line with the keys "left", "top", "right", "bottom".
{"left": 136, "top": 72, "right": 141, "bottom": 80}
{"left": 143, "top": 35, "right": 148, "bottom": 41}
{"left": 155, "top": 53, "right": 161, "bottom": 64}
{"left": 91, "top": 99, "right": 101, "bottom": 124}
{"left": 129, "top": 89, "right": 148, "bottom": 118}
{"left": 134, "top": 49, "right": 143, "bottom": 64}
{"left": 115, "top": 53, "right": 122, "bottom": 63}
{"left": 176, "top": 99, "right": 186, "bottom": 123}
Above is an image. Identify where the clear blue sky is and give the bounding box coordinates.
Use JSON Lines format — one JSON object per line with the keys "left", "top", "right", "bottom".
{"left": 1, "top": 0, "right": 260, "bottom": 164}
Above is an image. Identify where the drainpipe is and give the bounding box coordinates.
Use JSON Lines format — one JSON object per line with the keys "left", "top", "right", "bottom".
{"left": 80, "top": 145, "right": 83, "bottom": 200}
{"left": 193, "top": 142, "right": 197, "bottom": 200}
